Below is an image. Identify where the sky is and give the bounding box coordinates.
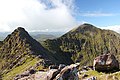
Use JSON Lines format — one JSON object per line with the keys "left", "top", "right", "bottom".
{"left": 0, "top": 0, "right": 120, "bottom": 33}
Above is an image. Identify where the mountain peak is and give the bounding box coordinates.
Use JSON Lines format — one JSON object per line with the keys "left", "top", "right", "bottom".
{"left": 0, "top": 27, "right": 58, "bottom": 79}
{"left": 16, "top": 27, "right": 25, "bottom": 31}
{"left": 13, "top": 27, "right": 28, "bottom": 36}
{"left": 76, "top": 23, "right": 96, "bottom": 30}
{"left": 13, "top": 27, "right": 27, "bottom": 34}
{"left": 44, "top": 23, "right": 120, "bottom": 68}
{"left": 3, "top": 27, "right": 29, "bottom": 43}
{"left": 69, "top": 23, "right": 100, "bottom": 34}
{"left": 82, "top": 23, "right": 94, "bottom": 26}
{"left": 2, "top": 27, "right": 57, "bottom": 58}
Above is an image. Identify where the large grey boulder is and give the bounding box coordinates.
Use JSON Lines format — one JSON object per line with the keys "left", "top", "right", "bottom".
{"left": 93, "top": 53, "right": 119, "bottom": 72}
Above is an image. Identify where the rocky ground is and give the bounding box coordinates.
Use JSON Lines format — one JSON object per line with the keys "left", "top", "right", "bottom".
{"left": 14, "top": 63, "right": 80, "bottom": 80}
{"left": 15, "top": 64, "right": 120, "bottom": 80}
{"left": 14, "top": 52, "right": 120, "bottom": 80}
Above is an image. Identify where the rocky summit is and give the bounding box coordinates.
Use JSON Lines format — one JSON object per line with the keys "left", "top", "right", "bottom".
{"left": 93, "top": 53, "right": 119, "bottom": 72}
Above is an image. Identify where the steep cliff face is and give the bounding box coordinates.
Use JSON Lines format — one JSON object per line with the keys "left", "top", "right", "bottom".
{"left": 44, "top": 23, "right": 120, "bottom": 66}
{"left": 0, "top": 27, "right": 57, "bottom": 80}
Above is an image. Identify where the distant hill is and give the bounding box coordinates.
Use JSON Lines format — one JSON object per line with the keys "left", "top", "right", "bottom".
{"left": 0, "top": 32, "right": 10, "bottom": 41}
{"left": 0, "top": 32, "right": 63, "bottom": 41}
{"left": 0, "top": 37, "right": 4, "bottom": 41}
{"left": 31, "top": 34, "right": 56, "bottom": 42}
{"left": 44, "top": 23, "right": 120, "bottom": 67}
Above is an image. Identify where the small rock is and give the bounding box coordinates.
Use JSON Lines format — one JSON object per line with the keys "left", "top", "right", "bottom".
{"left": 86, "top": 76, "right": 97, "bottom": 80}
{"left": 29, "top": 69, "right": 36, "bottom": 74}
{"left": 49, "top": 65, "right": 58, "bottom": 70}
{"left": 58, "top": 64, "right": 66, "bottom": 70}
{"left": 82, "top": 73, "right": 88, "bottom": 79}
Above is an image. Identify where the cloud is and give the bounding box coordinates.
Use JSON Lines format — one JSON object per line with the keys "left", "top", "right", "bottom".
{"left": 101, "top": 25, "right": 120, "bottom": 33}
{"left": 0, "top": 0, "right": 77, "bottom": 32}
{"left": 79, "top": 11, "right": 116, "bottom": 17}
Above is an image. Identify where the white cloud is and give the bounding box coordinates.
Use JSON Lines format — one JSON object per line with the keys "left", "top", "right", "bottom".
{"left": 100, "top": 25, "right": 120, "bottom": 33}
{"left": 0, "top": 23, "right": 11, "bottom": 32}
{"left": 0, "top": 0, "right": 77, "bottom": 32}
{"left": 79, "top": 11, "right": 116, "bottom": 17}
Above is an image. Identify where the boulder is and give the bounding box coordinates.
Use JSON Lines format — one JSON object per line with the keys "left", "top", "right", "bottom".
{"left": 46, "top": 69, "right": 60, "bottom": 80}
{"left": 29, "top": 69, "right": 36, "bottom": 74}
{"left": 55, "top": 63, "right": 79, "bottom": 80}
{"left": 58, "top": 64, "right": 66, "bottom": 70}
{"left": 93, "top": 53, "right": 119, "bottom": 72}
{"left": 48, "top": 65, "right": 58, "bottom": 70}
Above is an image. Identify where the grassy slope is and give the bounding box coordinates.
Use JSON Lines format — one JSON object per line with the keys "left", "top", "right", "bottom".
{"left": 2, "top": 57, "right": 41, "bottom": 80}
{"left": 43, "top": 24, "right": 120, "bottom": 67}
{"left": 79, "top": 70, "right": 120, "bottom": 80}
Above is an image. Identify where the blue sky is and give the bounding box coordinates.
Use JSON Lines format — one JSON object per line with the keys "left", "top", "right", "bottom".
{"left": 0, "top": 0, "right": 120, "bottom": 33}
{"left": 74, "top": 0, "right": 120, "bottom": 27}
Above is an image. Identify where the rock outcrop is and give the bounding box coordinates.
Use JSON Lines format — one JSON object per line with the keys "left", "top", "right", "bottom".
{"left": 93, "top": 53, "right": 119, "bottom": 72}
{"left": 15, "top": 63, "right": 80, "bottom": 80}
{"left": 55, "top": 65, "right": 79, "bottom": 80}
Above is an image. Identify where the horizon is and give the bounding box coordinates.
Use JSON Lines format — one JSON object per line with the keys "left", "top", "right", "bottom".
{"left": 0, "top": 0, "right": 120, "bottom": 33}
{"left": 0, "top": 23, "right": 119, "bottom": 34}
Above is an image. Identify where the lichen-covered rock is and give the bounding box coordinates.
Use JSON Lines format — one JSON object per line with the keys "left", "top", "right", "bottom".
{"left": 55, "top": 63, "right": 79, "bottom": 80}
{"left": 93, "top": 53, "right": 119, "bottom": 72}
{"left": 46, "top": 69, "right": 60, "bottom": 80}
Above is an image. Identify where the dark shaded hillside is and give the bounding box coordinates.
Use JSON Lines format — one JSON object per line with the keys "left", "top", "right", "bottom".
{"left": 0, "top": 27, "right": 57, "bottom": 80}
{"left": 44, "top": 23, "right": 120, "bottom": 67}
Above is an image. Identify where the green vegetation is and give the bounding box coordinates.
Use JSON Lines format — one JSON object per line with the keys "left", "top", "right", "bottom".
{"left": 79, "top": 70, "right": 120, "bottom": 80}
{"left": 0, "top": 24, "right": 120, "bottom": 80}
{"left": 0, "top": 27, "right": 55, "bottom": 80}
{"left": 2, "top": 58, "right": 39, "bottom": 80}
{"left": 43, "top": 23, "right": 120, "bottom": 67}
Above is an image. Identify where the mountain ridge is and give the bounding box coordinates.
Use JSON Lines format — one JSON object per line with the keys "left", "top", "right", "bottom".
{"left": 0, "top": 24, "right": 120, "bottom": 80}
{"left": 44, "top": 23, "right": 120, "bottom": 67}
{"left": 0, "top": 27, "right": 57, "bottom": 80}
